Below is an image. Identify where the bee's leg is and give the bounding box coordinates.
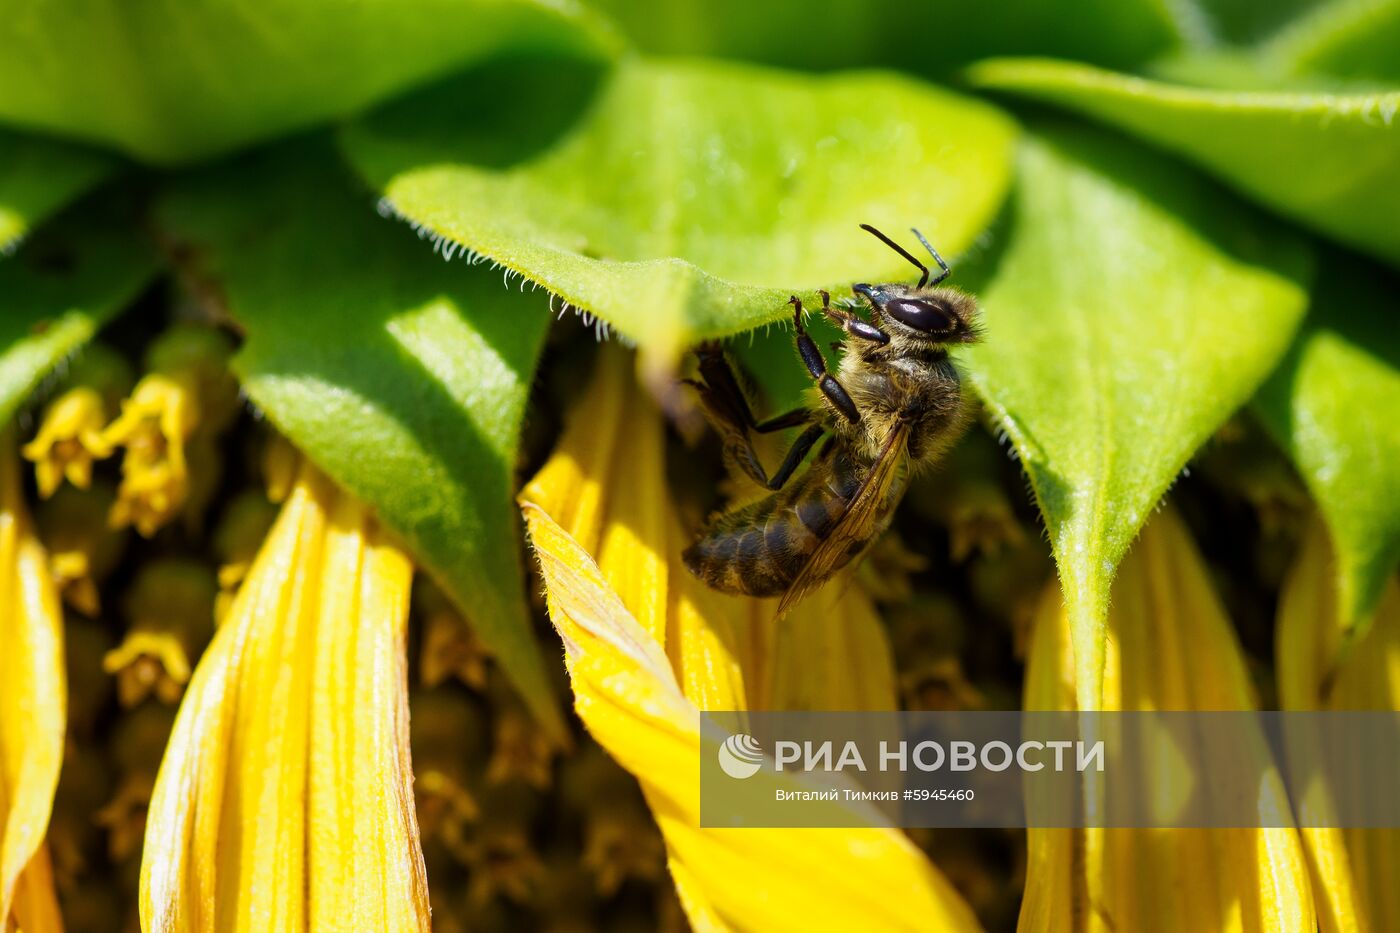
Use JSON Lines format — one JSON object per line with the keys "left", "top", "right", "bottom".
{"left": 754, "top": 407, "right": 813, "bottom": 433}
{"left": 689, "top": 349, "right": 814, "bottom": 436}
{"left": 760, "top": 423, "right": 826, "bottom": 490}
{"left": 819, "top": 289, "right": 889, "bottom": 344}
{"left": 790, "top": 296, "right": 861, "bottom": 425}
{"left": 687, "top": 347, "right": 811, "bottom": 488}
{"left": 688, "top": 344, "right": 759, "bottom": 435}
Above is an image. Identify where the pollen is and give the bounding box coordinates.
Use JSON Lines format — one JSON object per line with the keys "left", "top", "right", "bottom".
{"left": 102, "top": 559, "right": 214, "bottom": 707}
{"left": 102, "top": 372, "right": 200, "bottom": 537}
{"left": 101, "top": 325, "right": 238, "bottom": 538}
{"left": 35, "top": 483, "right": 125, "bottom": 617}
{"left": 418, "top": 580, "right": 492, "bottom": 691}
{"left": 486, "top": 704, "right": 556, "bottom": 790}
{"left": 22, "top": 387, "right": 113, "bottom": 498}
{"left": 581, "top": 810, "right": 666, "bottom": 896}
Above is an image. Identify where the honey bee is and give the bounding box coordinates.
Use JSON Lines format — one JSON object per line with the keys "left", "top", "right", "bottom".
{"left": 683, "top": 224, "right": 980, "bottom": 614}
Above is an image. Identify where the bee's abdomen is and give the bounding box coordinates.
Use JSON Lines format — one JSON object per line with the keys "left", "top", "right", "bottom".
{"left": 683, "top": 466, "right": 856, "bottom": 598}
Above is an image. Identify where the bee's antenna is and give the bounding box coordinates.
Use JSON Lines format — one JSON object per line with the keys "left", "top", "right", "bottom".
{"left": 860, "top": 223, "right": 929, "bottom": 287}
{"left": 910, "top": 228, "right": 951, "bottom": 286}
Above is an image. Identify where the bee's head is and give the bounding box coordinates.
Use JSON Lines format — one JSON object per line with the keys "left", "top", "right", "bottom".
{"left": 853, "top": 282, "right": 979, "bottom": 344}
{"left": 852, "top": 224, "right": 980, "bottom": 345}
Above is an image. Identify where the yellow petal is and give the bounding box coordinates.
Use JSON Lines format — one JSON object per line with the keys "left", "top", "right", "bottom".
{"left": 1021, "top": 505, "right": 1315, "bottom": 933}
{"left": 523, "top": 503, "right": 982, "bottom": 932}
{"left": 10, "top": 843, "right": 62, "bottom": 932}
{"left": 520, "top": 346, "right": 979, "bottom": 930}
{"left": 0, "top": 436, "right": 66, "bottom": 929}
{"left": 521, "top": 346, "right": 752, "bottom": 710}
{"left": 1277, "top": 520, "right": 1400, "bottom": 931}
{"left": 521, "top": 346, "right": 900, "bottom": 716}
{"left": 140, "top": 462, "right": 428, "bottom": 933}
{"left": 760, "top": 582, "right": 898, "bottom": 712}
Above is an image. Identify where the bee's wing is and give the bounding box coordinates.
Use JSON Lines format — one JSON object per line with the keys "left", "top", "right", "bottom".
{"left": 776, "top": 422, "right": 910, "bottom": 617}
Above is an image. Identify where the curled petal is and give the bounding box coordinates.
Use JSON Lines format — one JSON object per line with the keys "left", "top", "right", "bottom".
{"left": 522, "top": 348, "right": 974, "bottom": 929}
{"left": 140, "top": 463, "right": 428, "bottom": 932}
{"left": 520, "top": 347, "right": 753, "bottom": 708}
{"left": 523, "top": 503, "right": 981, "bottom": 932}
{"left": 521, "top": 346, "right": 900, "bottom": 715}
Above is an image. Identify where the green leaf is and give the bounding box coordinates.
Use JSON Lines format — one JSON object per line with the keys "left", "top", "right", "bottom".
{"left": 156, "top": 142, "right": 564, "bottom": 739}
{"left": 1174, "top": 0, "right": 1328, "bottom": 47}
{"left": 0, "top": 201, "right": 156, "bottom": 429}
{"left": 1251, "top": 0, "right": 1400, "bottom": 84}
{"left": 0, "top": 0, "right": 620, "bottom": 165}
{"left": 962, "top": 122, "right": 1312, "bottom": 708}
{"left": 342, "top": 55, "right": 1018, "bottom": 359}
{"left": 965, "top": 57, "right": 1400, "bottom": 267}
{"left": 1254, "top": 251, "right": 1400, "bottom": 645}
{"left": 0, "top": 128, "right": 114, "bottom": 254}
{"left": 583, "top": 0, "right": 1178, "bottom": 73}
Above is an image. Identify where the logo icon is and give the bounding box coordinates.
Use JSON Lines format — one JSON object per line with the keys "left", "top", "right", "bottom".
{"left": 718, "top": 733, "right": 764, "bottom": 779}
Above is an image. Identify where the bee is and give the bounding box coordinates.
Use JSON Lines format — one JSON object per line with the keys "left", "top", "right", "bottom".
{"left": 683, "top": 224, "right": 980, "bottom": 614}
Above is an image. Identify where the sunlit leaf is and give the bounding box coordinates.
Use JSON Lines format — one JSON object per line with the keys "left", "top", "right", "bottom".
{"left": 0, "top": 204, "right": 156, "bottom": 429}
{"left": 1254, "top": 253, "right": 1400, "bottom": 644}
{"left": 0, "top": 128, "right": 114, "bottom": 255}
{"left": 966, "top": 57, "right": 1400, "bottom": 266}
{"left": 0, "top": 0, "right": 620, "bottom": 164}
{"left": 961, "top": 122, "right": 1312, "bottom": 709}
{"left": 584, "top": 0, "right": 1178, "bottom": 73}
{"left": 155, "top": 141, "right": 564, "bottom": 739}
{"left": 343, "top": 55, "right": 1017, "bottom": 358}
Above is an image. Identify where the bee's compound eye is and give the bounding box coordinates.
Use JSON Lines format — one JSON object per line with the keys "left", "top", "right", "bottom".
{"left": 885, "top": 298, "right": 958, "bottom": 333}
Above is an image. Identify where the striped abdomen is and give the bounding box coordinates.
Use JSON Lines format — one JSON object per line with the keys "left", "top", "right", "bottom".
{"left": 683, "top": 448, "right": 898, "bottom": 597}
